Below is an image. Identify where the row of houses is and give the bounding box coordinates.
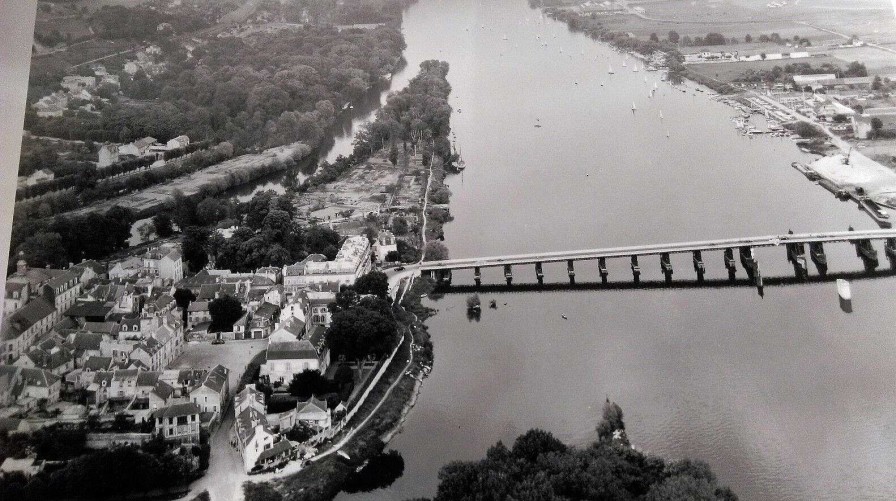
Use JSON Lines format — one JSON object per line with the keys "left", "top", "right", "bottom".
{"left": 98, "top": 135, "right": 190, "bottom": 168}
{"left": 233, "top": 385, "right": 330, "bottom": 472}
{"left": 32, "top": 66, "right": 121, "bottom": 118}
{"left": 109, "top": 243, "right": 184, "bottom": 282}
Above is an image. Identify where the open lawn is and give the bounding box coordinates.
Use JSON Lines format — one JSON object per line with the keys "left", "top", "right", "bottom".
{"left": 171, "top": 339, "right": 268, "bottom": 396}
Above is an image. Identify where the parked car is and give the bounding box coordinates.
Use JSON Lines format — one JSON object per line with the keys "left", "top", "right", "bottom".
{"left": 212, "top": 339, "right": 225, "bottom": 345}
{"left": 395, "top": 266, "right": 405, "bottom": 271}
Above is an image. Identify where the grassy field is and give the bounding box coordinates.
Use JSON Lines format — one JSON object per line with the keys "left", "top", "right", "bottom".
{"left": 599, "top": 0, "right": 893, "bottom": 46}
{"left": 687, "top": 55, "right": 846, "bottom": 83}
{"left": 831, "top": 46, "right": 896, "bottom": 74}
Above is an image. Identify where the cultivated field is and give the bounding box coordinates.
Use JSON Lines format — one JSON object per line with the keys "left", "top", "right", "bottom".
{"left": 831, "top": 46, "right": 896, "bottom": 74}
{"left": 687, "top": 55, "right": 845, "bottom": 83}
{"left": 602, "top": 0, "right": 895, "bottom": 45}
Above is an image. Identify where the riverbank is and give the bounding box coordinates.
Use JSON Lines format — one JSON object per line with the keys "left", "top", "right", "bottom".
{"left": 237, "top": 62, "right": 452, "bottom": 500}
{"left": 539, "top": 3, "right": 896, "bottom": 226}
{"left": 243, "top": 292, "right": 434, "bottom": 501}
{"left": 539, "top": 7, "right": 737, "bottom": 94}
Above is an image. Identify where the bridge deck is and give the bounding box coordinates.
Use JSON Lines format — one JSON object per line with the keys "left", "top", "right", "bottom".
{"left": 420, "top": 230, "right": 896, "bottom": 271}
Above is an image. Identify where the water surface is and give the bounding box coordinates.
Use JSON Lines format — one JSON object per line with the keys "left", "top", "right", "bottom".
{"left": 338, "top": 1, "right": 896, "bottom": 500}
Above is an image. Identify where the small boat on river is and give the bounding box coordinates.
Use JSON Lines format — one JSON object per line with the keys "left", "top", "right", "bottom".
{"left": 837, "top": 279, "right": 851, "bottom": 301}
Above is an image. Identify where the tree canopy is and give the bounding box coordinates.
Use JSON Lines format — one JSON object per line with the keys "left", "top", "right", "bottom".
{"left": 209, "top": 294, "right": 244, "bottom": 332}
{"left": 426, "top": 402, "right": 737, "bottom": 501}
{"left": 325, "top": 295, "right": 398, "bottom": 365}
{"left": 354, "top": 270, "right": 390, "bottom": 298}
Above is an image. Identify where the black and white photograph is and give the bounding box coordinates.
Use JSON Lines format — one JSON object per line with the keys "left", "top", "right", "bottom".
{"left": 2, "top": 1, "right": 896, "bottom": 500}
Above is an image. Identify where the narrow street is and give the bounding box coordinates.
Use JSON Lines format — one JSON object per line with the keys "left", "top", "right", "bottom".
{"left": 187, "top": 407, "right": 247, "bottom": 501}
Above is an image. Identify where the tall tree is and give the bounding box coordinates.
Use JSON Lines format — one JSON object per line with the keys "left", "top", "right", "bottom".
{"left": 152, "top": 213, "right": 174, "bottom": 238}
{"left": 354, "top": 270, "right": 390, "bottom": 298}
{"left": 325, "top": 304, "right": 398, "bottom": 374}
{"left": 208, "top": 295, "right": 244, "bottom": 332}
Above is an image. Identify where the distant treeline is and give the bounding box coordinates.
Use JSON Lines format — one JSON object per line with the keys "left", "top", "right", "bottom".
{"left": 735, "top": 61, "right": 869, "bottom": 84}
{"left": 16, "top": 141, "right": 212, "bottom": 201}
{"left": 13, "top": 143, "right": 236, "bottom": 221}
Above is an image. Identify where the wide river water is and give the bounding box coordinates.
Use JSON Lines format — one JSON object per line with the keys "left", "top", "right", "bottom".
{"left": 320, "top": 1, "right": 896, "bottom": 499}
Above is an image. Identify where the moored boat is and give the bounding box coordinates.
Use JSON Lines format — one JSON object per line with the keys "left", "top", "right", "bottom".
{"left": 837, "top": 279, "right": 851, "bottom": 301}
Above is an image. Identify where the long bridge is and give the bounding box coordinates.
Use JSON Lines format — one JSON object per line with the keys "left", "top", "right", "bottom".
{"left": 419, "top": 229, "right": 896, "bottom": 293}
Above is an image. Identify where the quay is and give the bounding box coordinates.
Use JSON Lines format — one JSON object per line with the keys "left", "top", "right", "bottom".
{"left": 419, "top": 229, "right": 896, "bottom": 294}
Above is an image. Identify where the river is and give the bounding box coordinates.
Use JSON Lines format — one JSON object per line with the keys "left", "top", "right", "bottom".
{"left": 326, "top": 1, "right": 896, "bottom": 500}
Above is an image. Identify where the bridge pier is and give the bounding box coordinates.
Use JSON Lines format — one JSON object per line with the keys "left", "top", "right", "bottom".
{"left": 809, "top": 242, "right": 828, "bottom": 276}
{"left": 886, "top": 238, "right": 896, "bottom": 269}
{"left": 474, "top": 267, "right": 481, "bottom": 286}
{"left": 692, "top": 250, "right": 705, "bottom": 282}
{"left": 436, "top": 269, "right": 452, "bottom": 286}
{"left": 630, "top": 256, "right": 641, "bottom": 283}
{"left": 567, "top": 260, "right": 575, "bottom": 284}
{"left": 598, "top": 258, "right": 608, "bottom": 283}
{"left": 786, "top": 242, "right": 808, "bottom": 280}
{"left": 422, "top": 269, "right": 434, "bottom": 281}
{"left": 535, "top": 262, "right": 544, "bottom": 284}
{"left": 854, "top": 239, "right": 879, "bottom": 271}
{"left": 739, "top": 246, "right": 762, "bottom": 288}
{"left": 724, "top": 248, "right": 737, "bottom": 280}
{"left": 660, "top": 252, "right": 673, "bottom": 283}
{"left": 739, "top": 246, "right": 755, "bottom": 281}
{"left": 504, "top": 264, "right": 513, "bottom": 285}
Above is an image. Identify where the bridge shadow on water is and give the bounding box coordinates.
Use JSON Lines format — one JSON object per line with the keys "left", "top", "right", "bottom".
{"left": 432, "top": 268, "right": 896, "bottom": 295}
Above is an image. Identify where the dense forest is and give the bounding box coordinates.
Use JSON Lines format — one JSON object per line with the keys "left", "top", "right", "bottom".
{"left": 421, "top": 401, "right": 738, "bottom": 501}
{"left": 25, "top": 25, "right": 406, "bottom": 153}
{"left": 352, "top": 59, "right": 454, "bottom": 163}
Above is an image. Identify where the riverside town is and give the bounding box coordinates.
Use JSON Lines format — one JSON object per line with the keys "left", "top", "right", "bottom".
{"left": 3, "top": 1, "right": 896, "bottom": 501}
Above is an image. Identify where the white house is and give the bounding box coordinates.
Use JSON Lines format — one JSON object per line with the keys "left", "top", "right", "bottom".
{"left": 373, "top": 230, "right": 398, "bottom": 262}
{"left": 166, "top": 135, "right": 190, "bottom": 150}
{"left": 235, "top": 404, "right": 277, "bottom": 472}
{"left": 151, "top": 402, "right": 202, "bottom": 443}
{"left": 143, "top": 246, "right": 184, "bottom": 282}
{"left": 259, "top": 340, "right": 322, "bottom": 384}
{"left": 190, "top": 364, "right": 229, "bottom": 415}
{"left": 119, "top": 137, "right": 157, "bottom": 157}
{"left": 61, "top": 75, "right": 96, "bottom": 92}
{"left": 0, "top": 365, "right": 61, "bottom": 409}
{"left": 1, "top": 298, "right": 58, "bottom": 364}
{"left": 26, "top": 169, "right": 54, "bottom": 186}
{"left": 282, "top": 236, "right": 371, "bottom": 291}
{"left": 267, "top": 318, "right": 305, "bottom": 344}
{"left": 108, "top": 257, "right": 144, "bottom": 280}
{"left": 98, "top": 144, "right": 120, "bottom": 168}
{"left": 296, "top": 396, "right": 331, "bottom": 430}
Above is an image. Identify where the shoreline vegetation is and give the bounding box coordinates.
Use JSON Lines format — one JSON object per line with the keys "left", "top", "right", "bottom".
{"left": 534, "top": 3, "right": 737, "bottom": 94}
{"left": 424, "top": 400, "right": 738, "bottom": 501}
{"left": 241, "top": 60, "right": 451, "bottom": 500}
